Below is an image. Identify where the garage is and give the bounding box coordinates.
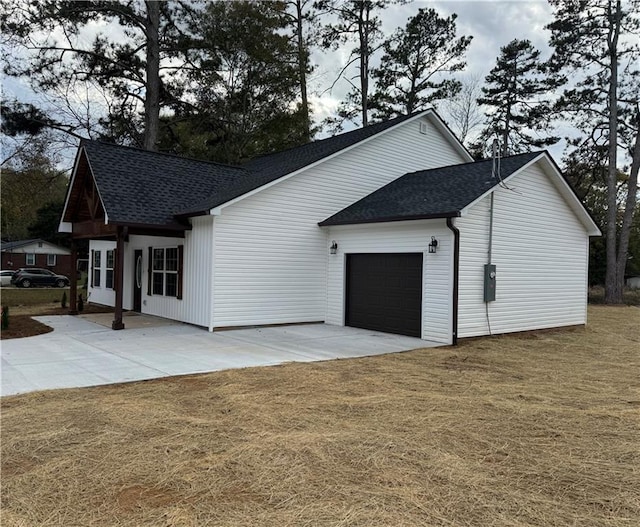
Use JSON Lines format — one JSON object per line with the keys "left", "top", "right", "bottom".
{"left": 346, "top": 253, "right": 423, "bottom": 337}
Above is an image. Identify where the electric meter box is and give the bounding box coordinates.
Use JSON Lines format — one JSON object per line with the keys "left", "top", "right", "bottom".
{"left": 484, "top": 264, "right": 496, "bottom": 302}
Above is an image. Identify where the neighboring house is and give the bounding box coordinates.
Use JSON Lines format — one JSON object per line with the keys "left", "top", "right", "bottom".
{"left": 1, "top": 239, "right": 72, "bottom": 277}
{"left": 627, "top": 276, "right": 640, "bottom": 289}
{"left": 59, "top": 110, "right": 600, "bottom": 343}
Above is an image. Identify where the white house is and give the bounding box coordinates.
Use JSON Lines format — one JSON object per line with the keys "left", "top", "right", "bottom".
{"left": 59, "top": 110, "right": 600, "bottom": 344}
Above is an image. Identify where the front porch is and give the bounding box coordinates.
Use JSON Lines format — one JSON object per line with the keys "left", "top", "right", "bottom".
{"left": 60, "top": 143, "right": 190, "bottom": 330}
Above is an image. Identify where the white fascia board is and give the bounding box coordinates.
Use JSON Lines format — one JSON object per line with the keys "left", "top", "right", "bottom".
{"left": 426, "top": 112, "right": 474, "bottom": 163}
{"left": 537, "top": 154, "right": 601, "bottom": 236}
{"left": 460, "top": 153, "right": 601, "bottom": 236}
{"left": 460, "top": 154, "right": 544, "bottom": 214}
{"left": 59, "top": 221, "right": 73, "bottom": 233}
{"left": 209, "top": 110, "right": 458, "bottom": 215}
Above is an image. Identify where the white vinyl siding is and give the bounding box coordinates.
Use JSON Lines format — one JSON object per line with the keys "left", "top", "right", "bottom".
{"left": 123, "top": 217, "right": 214, "bottom": 326}
{"left": 88, "top": 216, "right": 214, "bottom": 327}
{"left": 456, "top": 162, "right": 591, "bottom": 337}
{"left": 212, "top": 115, "right": 467, "bottom": 328}
{"left": 325, "top": 220, "right": 454, "bottom": 344}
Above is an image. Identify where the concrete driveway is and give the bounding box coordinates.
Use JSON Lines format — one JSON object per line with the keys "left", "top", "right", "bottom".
{"left": 1, "top": 315, "right": 441, "bottom": 396}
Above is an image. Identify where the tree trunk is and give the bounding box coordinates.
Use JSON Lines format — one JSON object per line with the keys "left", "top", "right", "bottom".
{"left": 604, "top": 0, "right": 621, "bottom": 303}
{"left": 143, "top": 0, "right": 160, "bottom": 151}
{"left": 295, "top": 0, "right": 311, "bottom": 141}
{"left": 615, "top": 112, "right": 640, "bottom": 295}
{"left": 359, "top": 2, "right": 368, "bottom": 127}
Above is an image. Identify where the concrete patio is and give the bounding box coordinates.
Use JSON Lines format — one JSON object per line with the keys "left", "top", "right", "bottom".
{"left": 0, "top": 315, "right": 441, "bottom": 396}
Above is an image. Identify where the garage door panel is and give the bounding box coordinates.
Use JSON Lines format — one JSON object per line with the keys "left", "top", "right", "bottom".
{"left": 346, "top": 253, "right": 423, "bottom": 338}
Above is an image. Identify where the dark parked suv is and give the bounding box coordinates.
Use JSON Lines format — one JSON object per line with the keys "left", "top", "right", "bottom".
{"left": 10, "top": 268, "right": 70, "bottom": 288}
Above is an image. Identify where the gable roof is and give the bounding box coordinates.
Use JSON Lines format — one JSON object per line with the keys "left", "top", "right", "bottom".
{"left": 1, "top": 239, "right": 68, "bottom": 252}
{"left": 319, "top": 152, "right": 545, "bottom": 226}
{"left": 62, "top": 110, "right": 470, "bottom": 229}
{"left": 1, "top": 239, "right": 40, "bottom": 251}
{"left": 177, "top": 110, "right": 468, "bottom": 217}
{"left": 77, "top": 141, "right": 250, "bottom": 226}
{"left": 243, "top": 112, "right": 420, "bottom": 179}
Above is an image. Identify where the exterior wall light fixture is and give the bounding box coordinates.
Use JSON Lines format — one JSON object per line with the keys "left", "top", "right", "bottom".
{"left": 428, "top": 236, "right": 438, "bottom": 254}
{"left": 330, "top": 241, "right": 338, "bottom": 255}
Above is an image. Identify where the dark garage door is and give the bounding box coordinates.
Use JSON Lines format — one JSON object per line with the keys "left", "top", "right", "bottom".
{"left": 346, "top": 253, "right": 423, "bottom": 338}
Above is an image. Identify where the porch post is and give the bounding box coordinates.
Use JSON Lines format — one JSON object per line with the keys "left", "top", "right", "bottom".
{"left": 68, "top": 239, "right": 78, "bottom": 315}
{"left": 112, "top": 227, "right": 125, "bottom": 330}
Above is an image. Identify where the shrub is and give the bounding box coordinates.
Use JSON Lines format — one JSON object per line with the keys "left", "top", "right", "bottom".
{"left": 61, "top": 291, "right": 67, "bottom": 309}
{"left": 1, "top": 306, "right": 9, "bottom": 330}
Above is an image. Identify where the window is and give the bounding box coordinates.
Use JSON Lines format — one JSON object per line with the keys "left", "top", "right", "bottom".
{"left": 93, "top": 250, "right": 101, "bottom": 287}
{"left": 105, "top": 250, "right": 114, "bottom": 289}
{"left": 26, "top": 253, "right": 35, "bottom": 266}
{"left": 47, "top": 254, "right": 56, "bottom": 266}
{"left": 152, "top": 247, "right": 178, "bottom": 297}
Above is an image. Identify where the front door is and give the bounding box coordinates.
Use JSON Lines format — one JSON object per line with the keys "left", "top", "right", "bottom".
{"left": 133, "top": 250, "right": 143, "bottom": 312}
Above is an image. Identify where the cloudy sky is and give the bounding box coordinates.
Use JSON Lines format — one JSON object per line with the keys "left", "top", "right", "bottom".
{"left": 3, "top": 0, "right": 559, "bottom": 163}
{"left": 309, "top": 0, "right": 554, "bottom": 123}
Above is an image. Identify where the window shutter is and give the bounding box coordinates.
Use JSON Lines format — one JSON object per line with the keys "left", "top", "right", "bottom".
{"left": 147, "top": 247, "right": 153, "bottom": 296}
{"left": 177, "top": 245, "right": 184, "bottom": 300}
{"left": 112, "top": 248, "right": 117, "bottom": 290}
{"left": 90, "top": 249, "right": 94, "bottom": 288}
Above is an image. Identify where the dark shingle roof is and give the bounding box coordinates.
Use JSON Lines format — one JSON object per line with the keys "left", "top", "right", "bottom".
{"left": 80, "top": 112, "right": 426, "bottom": 225}
{"left": 319, "top": 152, "right": 542, "bottom": 226}
{"left": 243, "top": 112, "right": 419, "bottom": 180}
{"left": 82, "top": 141, "right": 250, "bottom": 226}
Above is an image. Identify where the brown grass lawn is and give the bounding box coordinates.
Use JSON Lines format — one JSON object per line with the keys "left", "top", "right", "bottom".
{"left": 1, "top": 306, "right": 639, "bottom": 526}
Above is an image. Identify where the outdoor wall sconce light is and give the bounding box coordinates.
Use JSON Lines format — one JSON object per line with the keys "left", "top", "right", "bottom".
{"left": 330, "top": 241, "right": 338, "bottom": 255}
{"left": 428, "top": 236, "right": 438, "bottom": 253}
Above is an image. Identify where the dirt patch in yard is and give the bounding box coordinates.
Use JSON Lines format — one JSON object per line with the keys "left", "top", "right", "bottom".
{"left": 1, "top": 305, "right": 639, "bottom": 526}
{"left": 0, "top": 314, "right": 54, "bottom": 339}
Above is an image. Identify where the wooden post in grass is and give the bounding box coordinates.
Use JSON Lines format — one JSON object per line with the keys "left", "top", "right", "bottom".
{"left": 112, "top": 227, "right": 125, "bottom": 330}
{"left": 69, "top": 240, "right": 78, "bottom": 315}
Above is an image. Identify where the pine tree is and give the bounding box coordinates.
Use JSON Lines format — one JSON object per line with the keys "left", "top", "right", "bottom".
{"left": 318, "top": 0, "right": 402, "bottom": 128}
{"left": 547, "top": 0, "right": 639, "bottom": 303}
{"left": 1, "top": 0, "right": 195, "bottom": 150}
{"left": 284, "top": 0, "right": 322, "bottom": 141}
{"left": 371, "top": 8, "right": 471, "bottom": 120}
{"left": 172, "top": 0, "right": 306, "bottom": 164}
{"left": 476, "top": 39, "right": 560, "bottom": 156}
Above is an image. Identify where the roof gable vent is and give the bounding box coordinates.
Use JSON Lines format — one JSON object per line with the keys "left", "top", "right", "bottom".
{"left": 419, "top": 122, "right": 428, "bottom": 135}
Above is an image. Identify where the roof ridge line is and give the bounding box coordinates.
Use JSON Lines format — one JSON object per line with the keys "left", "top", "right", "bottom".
{"left": 81, "top": 139, "right": 248, "bottom": 171}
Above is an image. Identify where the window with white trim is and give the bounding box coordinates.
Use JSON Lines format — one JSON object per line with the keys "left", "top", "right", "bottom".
{"left": 47, "top": 254, "right": 56, "bottom": 266}
{"left": 105, "top": 250, "right": 114, "bottom": 289}
{"left": 26, "top": 253, "right": 35, "bottom": 266}
{"left": 152, "top": 247, "right": 178, "bottom": 297}
{"left": 93, "top": 250, "right": 101, "bottom": 287}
